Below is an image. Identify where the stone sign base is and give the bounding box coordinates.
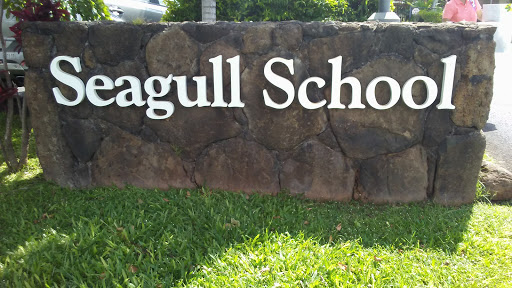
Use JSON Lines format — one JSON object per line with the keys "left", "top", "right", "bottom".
{"left": 22, "top": 21, "right": 496, "bottom": 205}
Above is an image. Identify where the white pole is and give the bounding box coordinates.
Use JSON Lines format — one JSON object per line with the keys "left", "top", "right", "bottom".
{"left": 202, "top": 0, "right": 216, "bottom": 22}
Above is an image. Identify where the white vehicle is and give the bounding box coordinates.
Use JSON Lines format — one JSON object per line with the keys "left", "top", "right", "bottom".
{"left": 1, "top": 11, "right": 17, "bottom": 38}
{"left": 0, "top": 38, "right": 25, "bottom": 66}
{"left": 104, "top": 0, "right": 167, "bottom": 23}
{"left": 1, "top": 11, "right": 26, "bottom": 87}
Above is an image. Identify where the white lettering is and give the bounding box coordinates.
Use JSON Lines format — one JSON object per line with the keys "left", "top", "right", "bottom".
{"left": 437, "top": 55, "right": 457, "bottom": 109}
{"left": 298, "top": 77, "right": 326, "bottom": 109}
{"left": 50, "top": 56, "right": 85, "bottom": 106}
{"left": 86, "top": 75, "right": 115, "bottom": 107}
{"left": 209, "top": 55, "right": 228, "bottom": 107}
{"left": 366, "top": 77, "right": 401, "bottom": 110}
{"left": 327, "top": 56, "right": 365, "bottom": 109}
{"left": 402, "top": 76, "right": 437, "bottom": 109}
{"left": 145, "top": 75, "right": 174, "bottom": 119}
{"left": 226, "top": 55, "right": 244, "bottom": 107}
{"left": 175, "top": 76, "right": 211, "bottom": 107}
{"left": 115, "top": 76, "right": 145, "bottom": 107}
{"left": 48, "top": 54, "right": 459, "bottom": 118}
{"left": 263, "top": 57, "right": 295, "bottom": 109}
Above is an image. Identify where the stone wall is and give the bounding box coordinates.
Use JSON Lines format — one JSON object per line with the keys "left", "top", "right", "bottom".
{"left": 22, "top": 21, "right": 496, "bottom": 205}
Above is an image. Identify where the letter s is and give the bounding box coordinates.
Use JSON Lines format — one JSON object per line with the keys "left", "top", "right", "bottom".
{"left": 50, "top": 56, "right": 86, "bottom": 106}
{"left": 263, "top": 57, "right": 295, "bottom": 109}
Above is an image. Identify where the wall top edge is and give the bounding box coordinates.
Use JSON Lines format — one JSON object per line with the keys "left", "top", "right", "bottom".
{"left": 21, "top": 20, "right": 497, "bottom": 35}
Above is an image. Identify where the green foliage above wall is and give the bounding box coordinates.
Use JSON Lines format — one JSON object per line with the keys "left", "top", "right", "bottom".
{"left": 326, "top": 0, "right": 378, "bottom": 22}
{"left": 61, "top": 0, "right": 111, "bottom": 21}
{"left": 162, "top": 0, "right": 378, "bottom": 22}
{"left": 163, "top": 0, "right": 201, "bottom": 22}
{"left": 4, "top": 0, "right": 110, "bottom": 21}
{"left": 418, "top": 9, "right": 442, "bottom": 23}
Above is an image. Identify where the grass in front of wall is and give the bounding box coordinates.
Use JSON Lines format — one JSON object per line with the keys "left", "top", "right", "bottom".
{"left": 1, "top": 114, "right": 511, "bottom": 287}
{"left": 1, "top": 161, "right": 511, "bottom": 287}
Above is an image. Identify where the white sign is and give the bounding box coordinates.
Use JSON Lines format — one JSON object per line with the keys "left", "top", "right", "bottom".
{"left": 49, "top": 55, "right": 456, "bottom": 120}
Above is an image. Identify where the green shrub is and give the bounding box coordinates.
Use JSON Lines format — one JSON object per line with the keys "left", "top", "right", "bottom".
{"left": 418, "top": 8, "right": 442, "bottom": 23}
{"left": 162, "top": 0, "right": 378, "bottom": 22}
{"left": 327, "top": 0, "right": 378, "bottom": 22}
{"left": 162, "top": 0, "right": 201, "bottom": 22}
{"left": 5, "top": 0, "right": 111, "bottom": 21}
{"left": 245, "top": 0, "right": 331, "bottom": 22}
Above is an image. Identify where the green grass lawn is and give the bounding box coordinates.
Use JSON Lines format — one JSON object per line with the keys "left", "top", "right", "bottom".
{"left": 1, "top": 116, "right": 511, "bottom": 287}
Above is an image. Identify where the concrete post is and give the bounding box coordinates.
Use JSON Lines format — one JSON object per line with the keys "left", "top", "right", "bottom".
{"left": 379, "top": 0, "right": 391, "bottom": 12}
{"left": 369, "top": 0, "right": 400, "bottom": 22}
{"left": 202, "top": 0, "right": 216, "bottom": 22}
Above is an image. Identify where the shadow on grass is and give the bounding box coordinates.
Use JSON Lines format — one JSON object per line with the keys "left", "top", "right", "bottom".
{"left": 1, "top": 184, "right": 477, "bottom": 285}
